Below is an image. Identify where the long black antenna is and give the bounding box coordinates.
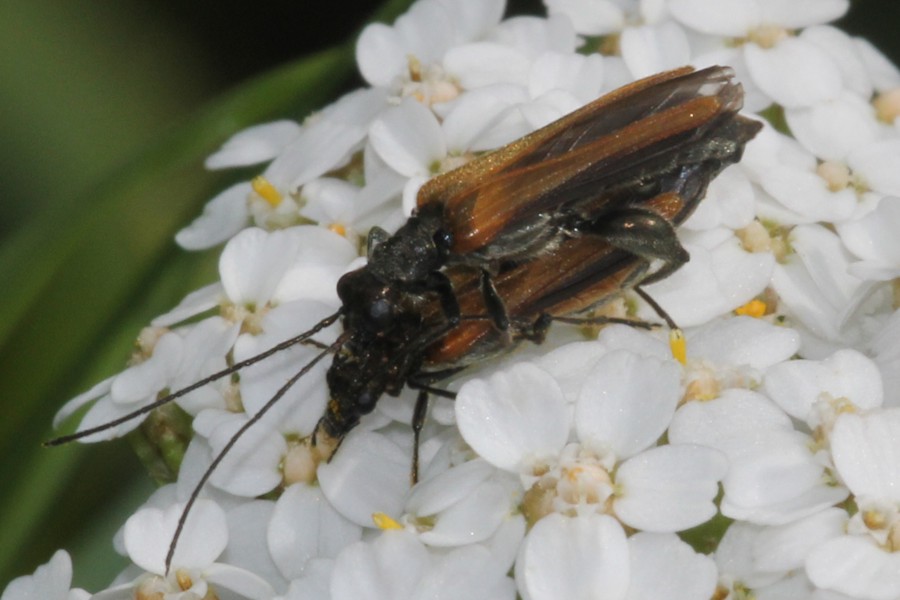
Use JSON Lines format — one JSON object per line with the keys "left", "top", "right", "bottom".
{"left": 45, "top": 310, "right": 342, "bottom": 446}
{"left": 165, "top": 331, "right": 348, "bottom": 573}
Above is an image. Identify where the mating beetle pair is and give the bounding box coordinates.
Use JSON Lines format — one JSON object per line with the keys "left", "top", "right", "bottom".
{"left": 317, "top": 65, "right": 761, "bottom": 459}
{"left": 51, "top": 65, "right": 762, "bottom": 570}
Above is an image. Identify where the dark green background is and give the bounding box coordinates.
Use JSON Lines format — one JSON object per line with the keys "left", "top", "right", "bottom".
{"left": 0, "top": 0, "right": 895, "bottom": 591}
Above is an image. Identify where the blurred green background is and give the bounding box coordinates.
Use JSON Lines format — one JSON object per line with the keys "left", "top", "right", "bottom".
{"left": 0, "top": 0, "right": 897, "bottom": 592}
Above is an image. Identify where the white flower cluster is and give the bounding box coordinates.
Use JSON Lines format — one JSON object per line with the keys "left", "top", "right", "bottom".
{"left": 6, "top": 0, "right": 900, "bottom": 599}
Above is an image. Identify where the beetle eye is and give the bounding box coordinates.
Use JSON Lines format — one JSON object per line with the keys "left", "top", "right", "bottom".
{"left": 357, "top": 389, "right": 377, "bottom": 414}
{"left": 368, "top": 297, "right": 394, "bottom": 326}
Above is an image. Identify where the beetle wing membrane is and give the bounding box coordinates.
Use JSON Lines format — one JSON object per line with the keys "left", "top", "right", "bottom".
{"left": 444, "top": 94, "right": 738, "bottom": 255}
{"left": 419, "top": 66, "right": 758, "bottom": 257}
{"left": 415, "top": 66, "right": 705, "bottom": 207}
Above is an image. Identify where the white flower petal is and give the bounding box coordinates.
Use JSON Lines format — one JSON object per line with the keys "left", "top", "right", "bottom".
{"left": 721, "top": 481, "right": 848, "bottom": 526}
{"left": 193, "top": 410, "right": 286, "bottom": 497}
{"left": 848, "top": 139, "right": 900, "bottom": 197}
{"left": 123, "top": 499, "right": 227, "bottom": 573}
{"left": 369, "top": 100, "right": 445, "bottom": 177}
{"left": 683, "top": 165, "right": 756, "bottom": 231}
{"left": 442, "top": 84, "right": 532, "bottom": 151}
{"left": 669, "top": 0, "right": 759, "bottom": 36}
{"left": 625, "top": 533, "right": 717, "bottom": 600}
{"left": 318, "top": 431, "right": 409, "bottom": 528}
{"left": 807, "top": 535, "right": 900, "bottom": 600}
{"left": 432, "top": 546, "right": 517, "bottom": 600}
{"left": 831, "top": 409, "right": 900, "bottom": 500}
{"left": 331, "top": 531, "right": 428, "bottom": 600}
{"left": 615, "top": 444, "right": 727, "bottom": 532}
{"left": 205, "top": 120, "right": 301, "bottom": 169}
{"left": 456, "top": 363, "right": 569, "bottom": 472}
{"left": 576, "top": 351, "right": 681, "bottom": 459}
{"left": 802, "top": 25, "right": 873, "bottom": 98}
{"left": 688, "top": 316, "right": 800, "bottom": 370}
{"left": 220, "top": 500, "right": 285, "bottom": 591}
{"left": 761, "top": 165, "right": 856, "bottom": 223}
{"left": 785, "top": 92, "right": 880, "bottom": 161}
{"left": 268, "top": 484, "right": 362, "bottom": 579}
{"left": 719, "top": 429, "right": 845, "bottom": 524}
{"left": 282, "top": 559, "right": 333, "bottom": 600}
{"left": 232, "top": 307, "right": 332, "bottom": 434}
{"left": 527, "top": 51, "right": 604, "bottom": 104}
{"left": 771, "top": 224, "right": 869, "bottom": 343}
{"left": 757, "top": 0, "right": 848, "bottom": 28}
{"left": 219, "top": 228, "right": 301, "bottom": 306}
{"left": 176, "top": 182, "right": 251, "bottom": 250}
{"left": 0, "top": 550, "right": 83, "bottom": 600}
{"left": 488, "top": 14, "right": 578, "bottom": 57}
{"left": 419, "top": 478, "right": 511, "bottom": 546}
{"left": 764, "top": 349, "right": 884, "bottom": 420}
{"left": 535, "top": 340, "right": 611, "bottom": 403}
{"left": 406, "top": 459, "right": 494, "bottom": 517}
{"left": 450, "top": 0, "right": 505, "bottom": 40}
{"left": 753, "top": 507, "right": 846, "bottom": 573}
{"left": 516, "top": 513, "right": 629, "bottom": 600}
{"left": 642, "top": 237, "right": 774, "bottom": 327}
{"left": 854, "top": 37, "right": 900, "bottom": 92}
{"left": 838, "top": 196, "right": 900, "bottom": 264}
{"left": 356, "top": 23, "right": 408, "bottom": 87}
{"left": 151, "top": 282, "right": 223, "bottom": 327}
{"left": 444, "top": 43, "right": 531, "bottom": 88}
{"left": 268, "top": 88, "right": 387, "bottom": 190}
{"left": 669, "top": 389, "right": 793, "bottom": 453}
{"left": 53, "top": 376, "right": 113, "bottom": 428}
{"left": 544, "top": 0, "right": 625, "bottom": 35}
{"left": 620, "top": 22, "right": 691, "bottom": 79}
{"left": 204, "top": 563, "right": 275, "bottom": 600}
{"left": 744, "top": 38, "right": 842, "bottom": 108}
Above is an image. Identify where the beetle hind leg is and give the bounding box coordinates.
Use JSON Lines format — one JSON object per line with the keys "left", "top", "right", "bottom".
{"left": 584, "top": 206, "right": 690, "bottom": 286}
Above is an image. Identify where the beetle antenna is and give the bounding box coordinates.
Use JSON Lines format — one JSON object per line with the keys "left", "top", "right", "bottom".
{"left": 165, "top": 330, "right": 348, "bottom": 574}
{"left": 45, "top": 310, "right": 343, "bottom": 447}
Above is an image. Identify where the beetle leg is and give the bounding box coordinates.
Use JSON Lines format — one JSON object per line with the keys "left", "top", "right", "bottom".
{"left": 551, "top": 314, "right": 657, "bottom": 330}
{"left": 424, "top": 271, "right": 462, "bottom": 326}
{"left": 406, "top": 374, "right": 461, "bottom": 484}
{"left": 585, "top": 207, "right": 690, "bottom": 285}
{"left": 480, "top": 269, "right": 511, "bottom": 332}
{"left": 510, "top": 313, "right": 553, "bottom": 344}
{"left": 410, "top": 389, "right": 429, "bottom": 485}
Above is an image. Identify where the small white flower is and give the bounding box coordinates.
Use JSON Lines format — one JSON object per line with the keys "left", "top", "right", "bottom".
{"left": 670, "top": 0, "right": 849, "bottom": 109}
{"left": 94, "top": 499, "right": 274, "bottom": 600}
{"left": 806, "top": 409, "right": 900, "bottom": 599}
{"left": 670, "top": 388, "right": 849, "bottom": 525}
{"left": 457, "top": 353, "right": 726, "bottom": 532}
{"left": 0, "top": 550, "right": 88, "bottom": 600}
{"left": 770, "top": 224, "right": 886, "bottom": 354}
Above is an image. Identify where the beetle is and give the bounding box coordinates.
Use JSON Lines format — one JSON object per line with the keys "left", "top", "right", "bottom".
{"left": 313, "top": 65, "right": 762, "bottom": 461}
{"left": 49, "top": 65, "right": 762, "bottom": 571}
